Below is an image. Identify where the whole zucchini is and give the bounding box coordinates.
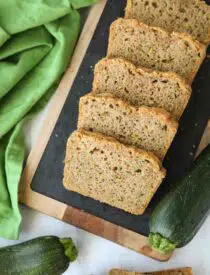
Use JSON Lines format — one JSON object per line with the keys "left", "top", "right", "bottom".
{"left": 0, "top": 236, "right": 78, "bottom": 275}
{"left": 149, "top": 145, "right": 210, "bottom": 254}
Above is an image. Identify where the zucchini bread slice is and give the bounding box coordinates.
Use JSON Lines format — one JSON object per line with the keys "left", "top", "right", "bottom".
{"left": 125, "top": 0, "right": 210, "bottom": 45}
{"left": 107, "top": 18, "right": 206, "bottom": 83}
{"left": 110, "top": 267, "right": 193, "bottom": 275}
{"left": 93, "top": 58, "right": 191, "bottom": 120}
{"left": 63, "top": 130, "right": 166, "bottom": 215}
{"left": 78, "top": 94, "right": 178, "bottom": 160}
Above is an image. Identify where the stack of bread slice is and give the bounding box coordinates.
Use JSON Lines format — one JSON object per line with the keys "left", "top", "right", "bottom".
{"left": 64, "top": 0, "right": 209, "bottom": 215}
{"left": 109, "top": 267, "right": 193, "bottom": 275}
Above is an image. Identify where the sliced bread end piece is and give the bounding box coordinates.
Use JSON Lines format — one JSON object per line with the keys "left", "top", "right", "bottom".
{"left": 93, "top": 57, "right": 191, "bottom": 120}
{"left": 63, "top": 130, "right": 166, "bottom": 215}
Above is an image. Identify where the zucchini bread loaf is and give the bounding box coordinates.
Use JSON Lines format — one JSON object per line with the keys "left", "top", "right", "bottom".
{"left": 93, "top": 58, "right": 191, "bottom": 120}
{"left": 63, "top": 130, "right": 166, "bottom": 215}
{"left": 107, "top": 18, "right": 206, "bottom": 83}
{"left": 110, "top": 267, "right": 193, "bottom": 275}
{"left": 78, "top": 94, "right": 178, "bottom": 160}
{"left": 125, "top": 0, "right": 210, "bottom": 45}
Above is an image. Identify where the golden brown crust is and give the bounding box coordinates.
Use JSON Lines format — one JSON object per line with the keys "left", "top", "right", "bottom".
{"left": 124, "top": 0, "right": 133, "bottom": 18}
{"left": 110, "top": 269, "right": 141, "bottom": 275}
{"left": 109, "top": 267, "right": 193, "bottom": 275}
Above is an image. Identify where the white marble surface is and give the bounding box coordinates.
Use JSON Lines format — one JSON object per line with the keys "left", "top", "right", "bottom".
{"left": 0, "top": 100, "right": 209, "bottom": 275}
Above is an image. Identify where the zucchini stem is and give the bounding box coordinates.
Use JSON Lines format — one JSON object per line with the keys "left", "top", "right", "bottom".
{"left": 59, "top": 238, "right": 78, "bottom": 262}
{"left": 148, "top": 233, "right": 176, "bottom": 254}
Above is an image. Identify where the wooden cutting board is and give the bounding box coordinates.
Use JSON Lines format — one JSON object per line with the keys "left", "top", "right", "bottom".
{"left": 19, "top": 0, "right": 210, "bottom": 262}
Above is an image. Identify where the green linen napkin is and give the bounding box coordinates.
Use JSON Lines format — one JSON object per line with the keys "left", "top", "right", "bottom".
{"left": 0, "top": 0, "right": 96, "bottom": 240}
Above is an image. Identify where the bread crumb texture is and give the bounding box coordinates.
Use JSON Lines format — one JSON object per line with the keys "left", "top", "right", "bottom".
{"left": 78, "top": 94, "right": 178, "bottom": 159}
{"left": 63, "top": 130, "right": 166, "bottom": 215}
{"left": 93, "top": 58, "right": 191, "bottom": 120}
{"left": 107, "top": 18, "right": 206, "bottom": 83}
{"left": 125, "top": 0, "right": 210, "bottom": 45}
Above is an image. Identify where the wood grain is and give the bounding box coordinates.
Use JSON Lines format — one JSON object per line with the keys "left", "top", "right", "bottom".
{"left": 63, "top": 206, "right": 172, "bottom": 261}
{"left": 19, "top": 0, "right": 210, "bottom": 262}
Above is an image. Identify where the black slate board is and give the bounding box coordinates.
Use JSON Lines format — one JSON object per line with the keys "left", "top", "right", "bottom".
{"left": 31, "top": 0, "right": 210, "bottom": 236}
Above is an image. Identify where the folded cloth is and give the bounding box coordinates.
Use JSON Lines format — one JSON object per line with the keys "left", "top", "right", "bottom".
{"left": 0, "top": 0, "right": 96, "bottom": 239}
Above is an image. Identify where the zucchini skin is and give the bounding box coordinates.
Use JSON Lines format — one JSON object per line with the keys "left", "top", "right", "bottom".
{"left": 149, "top": 145, "right": 210, "bottom": 252}
{"left": 0, "top": 236, "right": 78, "bottom": 275}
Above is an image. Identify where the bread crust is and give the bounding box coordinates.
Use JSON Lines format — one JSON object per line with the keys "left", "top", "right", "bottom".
{"left": 109, "top": 267, "right": 193, "bottom": 275}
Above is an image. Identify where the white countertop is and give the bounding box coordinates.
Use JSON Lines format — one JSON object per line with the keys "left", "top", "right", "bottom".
{"left": 0, "top": 101, "right": 209, "bottom": 275}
